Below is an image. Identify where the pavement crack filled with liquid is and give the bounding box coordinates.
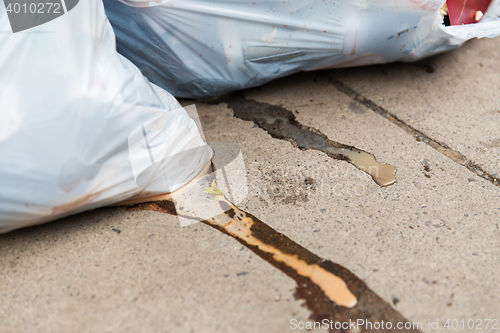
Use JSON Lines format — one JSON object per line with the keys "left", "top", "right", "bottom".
{"left": 115, "top": 183, "right": 421, "bottom": 333}
{"left": 328, "top": 76, "right": 500, "bottom": 188}
{"left": 225, "top": 94, "right": 397, "bottom": 187}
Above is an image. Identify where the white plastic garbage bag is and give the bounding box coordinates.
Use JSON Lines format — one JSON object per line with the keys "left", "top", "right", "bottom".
{"left": 0, "top": 0, "right": 212, "bottom": 233}
{"left": 102, "top": 0, "right": 500, "bottom": 99}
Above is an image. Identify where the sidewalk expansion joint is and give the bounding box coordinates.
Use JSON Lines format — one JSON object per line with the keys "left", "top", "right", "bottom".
{"left": 328, "top": 76, "right": 499, "bottom": 188}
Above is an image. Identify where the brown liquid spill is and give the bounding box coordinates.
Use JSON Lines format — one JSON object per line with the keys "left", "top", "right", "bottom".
{"left": 116, "top": 172, "right": 420, "bottom": 332}
{"left": 340, "top": 150, "right": 396, "bottom": 186}
{"left": 226, "top": 94, "right": 397, "bottom": 187}
{"left": 220, "top": 202, "right": 356, "bottom": 308}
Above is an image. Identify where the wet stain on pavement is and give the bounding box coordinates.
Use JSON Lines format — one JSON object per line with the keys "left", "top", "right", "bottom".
{"left": 226, "top": 94, "right": 397, "bottom": 187}
{"left": 115, "top": 183, "right": 421, "bottom": 333}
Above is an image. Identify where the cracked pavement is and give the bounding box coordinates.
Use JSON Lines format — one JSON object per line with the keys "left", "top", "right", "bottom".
{"left": 1, "top": 37, "right": 499, "bottom": 332}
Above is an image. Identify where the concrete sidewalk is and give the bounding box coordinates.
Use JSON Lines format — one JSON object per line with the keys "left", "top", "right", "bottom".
{"left": 1, "top": 37, "right": 499, "bottom": 333}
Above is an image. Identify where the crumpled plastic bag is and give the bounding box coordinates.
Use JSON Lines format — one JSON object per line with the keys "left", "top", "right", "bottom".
{"left": 0, "top": 0, "right": 212, "bottom": 233}
{"left": 102, "top": 0, "right": 500, "bottom": 99}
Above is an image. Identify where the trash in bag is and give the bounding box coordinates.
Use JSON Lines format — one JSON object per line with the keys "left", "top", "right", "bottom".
{"left": 0, "top": 0, "right": 212, "bottom": 233}
{"left": 102, "top": 0, "right": 500, "bottom": 99}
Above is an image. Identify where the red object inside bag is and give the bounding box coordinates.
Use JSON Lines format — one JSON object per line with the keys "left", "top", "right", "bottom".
{"left": 446, "top": 0, "right": 492, "bottom": 25}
